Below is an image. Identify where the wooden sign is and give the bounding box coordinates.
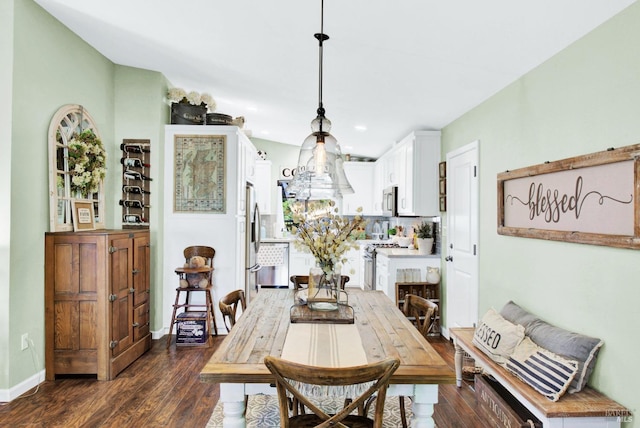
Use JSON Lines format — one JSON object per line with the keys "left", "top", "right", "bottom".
{"left": 497, "top": 144, "right": 640, "bottom": 249}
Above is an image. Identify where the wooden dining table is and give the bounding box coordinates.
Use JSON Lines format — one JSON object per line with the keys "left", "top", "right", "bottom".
{"left": 200, "top": 288, "right": 454, "bottom": 427}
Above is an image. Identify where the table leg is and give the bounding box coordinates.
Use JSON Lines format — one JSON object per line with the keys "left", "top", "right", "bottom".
{"left": 454, "top": 340, "right": 464, "bottom": 387}
{"left": 410, "top": 384, "right": 438, "bottom": 428}
{"left": 220, "top": 383, "right": 246, "bottom": 428}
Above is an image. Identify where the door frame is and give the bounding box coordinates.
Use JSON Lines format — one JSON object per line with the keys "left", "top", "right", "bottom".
{"left": 444, "top": 140, "right": 479, "bottom": 338}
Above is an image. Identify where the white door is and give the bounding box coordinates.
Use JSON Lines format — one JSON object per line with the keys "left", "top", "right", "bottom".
{"left": 445, "top": 141, "right": 479, "bottom": 335}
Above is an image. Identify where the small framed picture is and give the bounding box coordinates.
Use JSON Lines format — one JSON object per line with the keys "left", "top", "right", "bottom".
{"left": 439, "top": 161, "right": 447, "bottom": 178}
{"left": 72, "top": 199, "right": 95, "bottom": 231}
{"left": 439, "top": 178, "right": 447, "bottom": 196}
{"left": 439, "top": 196, "right": 447, "bottom": 212}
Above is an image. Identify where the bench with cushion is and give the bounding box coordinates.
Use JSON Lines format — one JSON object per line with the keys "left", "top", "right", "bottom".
{"left": 450, "top": 301, "right": 630, "bottom": 427}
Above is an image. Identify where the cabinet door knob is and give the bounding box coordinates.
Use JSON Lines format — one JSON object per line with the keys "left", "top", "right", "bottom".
{"left": 132, "top": 269, "right": 139, "bottom": 275}
{"left": 445, "top": 256, "right": 453, "bottom": 262}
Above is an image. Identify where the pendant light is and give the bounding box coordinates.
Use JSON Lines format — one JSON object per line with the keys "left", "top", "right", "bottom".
{"left": 289, "top": 0, "right": 354, "bottom": 201}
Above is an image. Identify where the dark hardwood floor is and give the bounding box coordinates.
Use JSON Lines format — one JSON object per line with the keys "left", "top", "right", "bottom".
{"left": 0, "top": 336, "right": 485, "bottom": 428}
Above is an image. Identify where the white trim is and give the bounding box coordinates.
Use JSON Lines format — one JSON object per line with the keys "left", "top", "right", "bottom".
{"left": 0, "top": 369, "right": 45, "bottom": 403}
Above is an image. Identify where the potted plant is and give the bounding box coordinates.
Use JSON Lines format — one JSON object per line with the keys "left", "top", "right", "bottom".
{"left": 414, "top": 221, "right": 434, "bottom": 254}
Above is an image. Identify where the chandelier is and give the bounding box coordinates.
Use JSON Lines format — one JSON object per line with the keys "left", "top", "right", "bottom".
{"left": 289, "top": 0, "right": 354, "bottom": 201}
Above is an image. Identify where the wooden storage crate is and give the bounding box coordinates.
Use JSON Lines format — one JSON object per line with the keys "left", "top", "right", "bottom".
{"left": 475, "top": 374, "right": 542, "bottom": 428}
{"left": 176, "top": 312, "right": 208, "bottom": 346}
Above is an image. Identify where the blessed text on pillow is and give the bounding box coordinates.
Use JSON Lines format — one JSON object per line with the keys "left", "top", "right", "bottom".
{"left": 473, "top": 308, "right": 525, "bottom": 364}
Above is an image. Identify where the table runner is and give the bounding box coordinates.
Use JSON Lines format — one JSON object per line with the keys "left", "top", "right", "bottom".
{"left": 280, "top": 323, "right": 370, "bottom": 398}
{"left": 282, "top": 324, "right": 367, "bottom": 367}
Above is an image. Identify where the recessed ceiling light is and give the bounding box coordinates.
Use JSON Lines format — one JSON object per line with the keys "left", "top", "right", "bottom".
{"left": 354, "top": 125, "right": 367, "bottom": 132}
{"left": 247, "top": 106, "right": 258, "bottom": 112}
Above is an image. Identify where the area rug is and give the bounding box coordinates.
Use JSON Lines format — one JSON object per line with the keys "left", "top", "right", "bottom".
{"left": 207, "top": 394, "right": 414, "bottom": 427}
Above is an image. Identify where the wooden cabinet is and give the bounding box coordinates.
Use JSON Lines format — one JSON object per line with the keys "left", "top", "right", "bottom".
{"left": 45, "top": 229, "right": 151, "bottom": 380}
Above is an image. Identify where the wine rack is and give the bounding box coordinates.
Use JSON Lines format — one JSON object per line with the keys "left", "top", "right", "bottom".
{"left": 121, "top": 139, "right": 151, "bottom": 228}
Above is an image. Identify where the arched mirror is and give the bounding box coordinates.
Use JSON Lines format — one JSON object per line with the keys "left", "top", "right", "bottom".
{"left": 48, "top": 105, "right": 105, "bottom": 231}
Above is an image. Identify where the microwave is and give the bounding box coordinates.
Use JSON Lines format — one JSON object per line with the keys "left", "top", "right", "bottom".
{"left": 382, "top": 186, "right": 398, "bottom": 217}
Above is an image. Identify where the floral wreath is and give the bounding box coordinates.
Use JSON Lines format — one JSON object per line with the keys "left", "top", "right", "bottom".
{"left": 67, "top": 129, "right": 107, "bottom": 196}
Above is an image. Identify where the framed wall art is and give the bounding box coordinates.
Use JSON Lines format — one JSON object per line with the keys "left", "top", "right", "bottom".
{"left": 71, "top": 199, "right": 95, "bottom": 231}
{"left": 174, "top": 134, "right": 226, "bottom": 213}
{"left": 497, "top": 144, "right": 640, "bottom": 249}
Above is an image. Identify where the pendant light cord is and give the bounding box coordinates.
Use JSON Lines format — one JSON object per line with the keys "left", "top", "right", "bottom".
{"left": 315, "top": 0, "right": 329, "bottom": 129}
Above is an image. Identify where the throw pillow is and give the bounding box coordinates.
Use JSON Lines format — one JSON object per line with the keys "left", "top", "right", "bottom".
{"left": 505, "top": 337, "right": 579, "bottom": 402}
{"left": 472, "top": 308, "right": 525, "bottom": 364}
{"left": 500, "top": 301, "right": 603, "bottom": 393}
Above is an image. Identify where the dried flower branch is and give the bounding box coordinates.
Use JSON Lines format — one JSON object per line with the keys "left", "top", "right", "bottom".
{"left": 291, "top": 201, "right": 367, "bottom": 276}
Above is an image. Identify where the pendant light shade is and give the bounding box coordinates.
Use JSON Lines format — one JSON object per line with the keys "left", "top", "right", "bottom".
{"left": 289, "top": 0, "right": 353, "bottom": 201}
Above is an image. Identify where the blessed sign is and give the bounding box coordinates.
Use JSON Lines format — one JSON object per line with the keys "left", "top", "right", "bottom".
{"left": 497, "top": 144, "right": 640, "bottom": 249}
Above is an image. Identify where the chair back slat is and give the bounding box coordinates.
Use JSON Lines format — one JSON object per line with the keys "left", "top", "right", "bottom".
{"left": 402, "top": 294, "right": 438, "bottom": 339}
{"left": 289, "top": 275, "right": 350, "bottom": 290}
{"left": 264, "top": 356, "right": 399, "bottom": 428}
{"left": 219, "top": 289, "right": 247, "bottom": 332}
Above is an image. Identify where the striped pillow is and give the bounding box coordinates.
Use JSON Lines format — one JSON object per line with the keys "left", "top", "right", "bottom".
{"left": 505, "top": 337, "right": 578, "bottom": 402}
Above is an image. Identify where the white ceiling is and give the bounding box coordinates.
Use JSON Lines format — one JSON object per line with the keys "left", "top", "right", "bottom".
{"left": 35, "top": 0, "right": 636, "bottom": 158}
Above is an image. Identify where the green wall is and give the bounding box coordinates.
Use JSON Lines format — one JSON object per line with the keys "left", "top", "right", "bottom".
{"left": 113, "top": 65, "right": 169, "bottom": 336}
{"left": 3, "top": 0, "right": 168, "bottom": 395}
{"left": 0, "top": 0, "right": 15, "bottom": 394}
{"left": 442, "top": 2, "right": 640, "bottom": 422}
{"left": 9, "top": 0, "right": 114, "bottom": 388}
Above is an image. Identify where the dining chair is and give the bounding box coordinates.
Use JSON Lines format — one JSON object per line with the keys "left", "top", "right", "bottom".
{"left": 289, "top": 274, "right": 350, "bottom": 290}
{"left": 219, "top": 289, "right": 246, "bottom": 332}
{"left": 264, "top": 356, "right": 400, "bottom": 428}
{"left": 402, "top": 294, "right": 438, "bottom": 338}
{"left": 398, "top": 294, "right": 439, "bottom": 427}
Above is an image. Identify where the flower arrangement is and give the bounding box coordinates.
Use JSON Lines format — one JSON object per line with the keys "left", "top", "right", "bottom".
{"left": 67, "top": 129, "right": 107, "bottom": 196}
{"left": 167, "top": 87, "right": 216, "bottom": 112}
{"left": 291, "top": 201, "right": 367, "bottom": 276}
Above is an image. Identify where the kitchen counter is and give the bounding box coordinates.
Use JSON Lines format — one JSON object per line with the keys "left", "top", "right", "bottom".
{"left": 375, "top": 248, "right": 440, "bottom": 258}
{"left": 261, "top": 237, "right": 295, "bottom": 243}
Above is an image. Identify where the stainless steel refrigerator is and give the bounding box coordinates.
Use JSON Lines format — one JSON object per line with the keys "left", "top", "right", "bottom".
{"left": 245, "top": 184, "right": 261, "bottom": 303}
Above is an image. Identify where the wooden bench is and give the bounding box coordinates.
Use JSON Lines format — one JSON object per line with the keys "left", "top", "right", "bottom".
{"left": 450, "top": 328, "right": 631, "bottom": 428}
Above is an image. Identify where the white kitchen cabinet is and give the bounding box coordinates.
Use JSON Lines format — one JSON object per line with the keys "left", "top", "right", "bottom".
{"left": 255, "top": 160, "right": 272, "bottom": 215}
{"left": 396, "top": 131, "right": 441, "bottom": 217}
{"left": 244, "top": 141, "right": 257, "bottom": 185}
{"left": 289, "top": 245, "right": 316, "bottom": 277}
{"left": 376, "top": 252, "right": 441, "bottom": 303}
{"left": 340, "top": 245, "right": 362, "bottom": 288}
{"left": 376, "top": 254, "right": 390, "bottom": 297}
{"left": 342, "top": 162, "right": 375, "bottom": 215}
{"left": 372, "top": 160, "right": 384, "bottom": 215}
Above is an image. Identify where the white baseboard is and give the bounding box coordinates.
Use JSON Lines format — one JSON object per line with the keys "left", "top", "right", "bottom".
{"left": 0, "top": 369, "right": 45, "bottom": 403}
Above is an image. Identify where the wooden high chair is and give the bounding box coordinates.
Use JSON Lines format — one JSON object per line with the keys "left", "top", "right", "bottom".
{"left": 167, "top": 246, "right": 219, "bottom": 348}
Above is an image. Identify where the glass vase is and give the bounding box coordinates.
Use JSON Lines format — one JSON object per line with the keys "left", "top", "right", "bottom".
{"left": 307, "top": 265, "right": 340, "bottom": 311}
